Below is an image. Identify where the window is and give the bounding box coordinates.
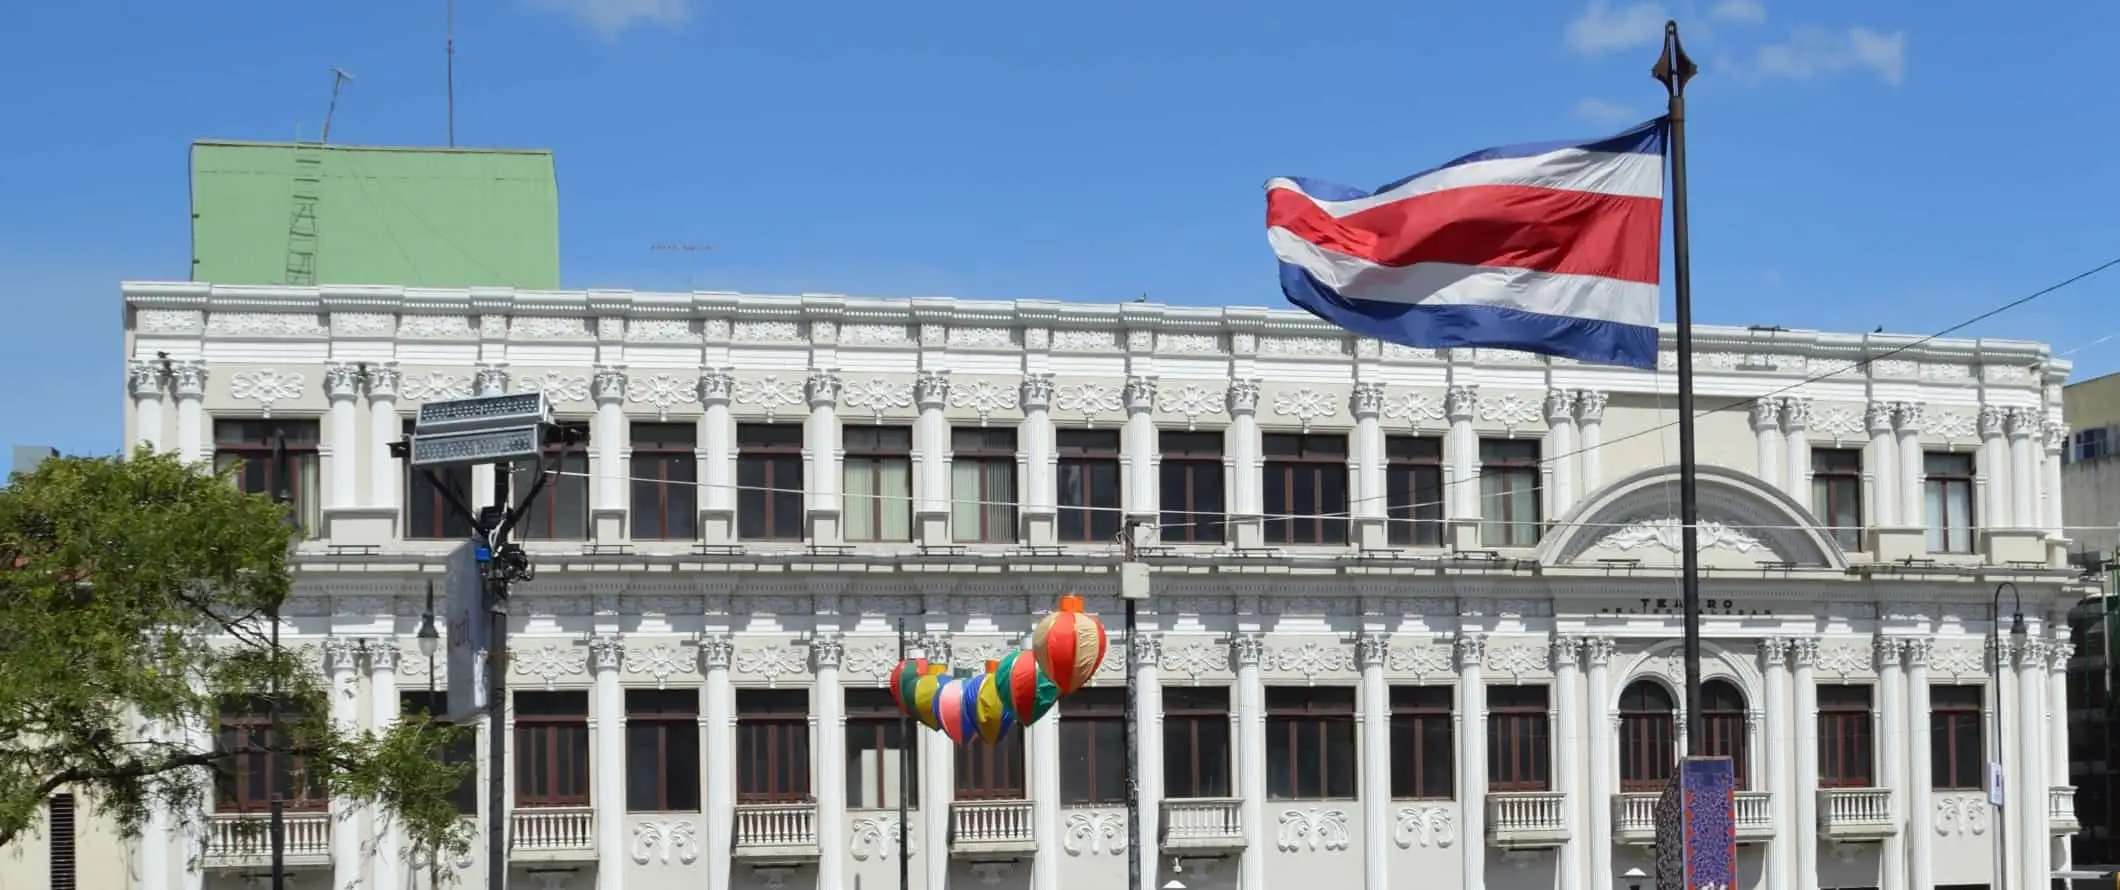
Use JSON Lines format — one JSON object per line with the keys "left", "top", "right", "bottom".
{"left": 1812, "top": 448, "right": 1864, "bottom": 550}
{"left": 213, "top": 419, "right": 322, "bottom": 538}
{"left": 1388, "top": 686, "right": 1454, "bottom": 799}
{"left": 1924, "top": 452, "right": 1976, "bottom": 554}
{"left": 515, "top": 691, "right": 590, "bottom": 807}
{"left": 844, "top": 426, "right": 913, "bottom": 542}
{"left": 1617, "top": 680, "right": 1676, "bottom": 792}
{"left": 2073, "top": 427, "right": 2111, "bottom": 463}
{"left": 846, "top": 689, "right": 919, "bottom": 809}
{"left": 1931, "top": 685, "right": 1984, "bottom": 790}
{"left": 1700, "top": 679, "right": 1749, "bottom": 788}
{"left": 1265, "top": 687, "right": 1356, "bottom": 799}
{"left": 1817, "top": 684, "right": 1875, "bottom": 787}
{"left": 631, "top": 423, "right": 698, "bottom": 540}
{"left": 951, "top": 428, "right": 1018, "bottom": 543}
{"left": 955, "top": 736, "right": 1027, "bottom": 800}
{"left": 737, "top": 424, "right": 805, "bottom": 540}
{"left": 1059, "top": 687, "right": 1127, "bottom": 804}
{"left": 213, "top": 696, "right": 325, "bottom": 812}
{"left": 1159, "top": 432, "right": 1226, "bottom": 543}
{"left": 626, "top": 689, "right": 700, "bottom": 811}
{"left": 1162, "top": 687, "right": 1232, "bottom": 799}
{"left": 47, "top": 793, "right": 75, "bottom": 890}
{"left": 1384, "top": 436, "right": 1445, "bottom": 547}
{"left": 736, "top": 690, "right": 811, "bottom": 802}
{"left": 1056, "top": 429, "right": 1121, "bottom": 543}
{"left": 1488, "top": 685, "right": 1551, "bottom": 791}
{"left": 511, "top": 423, "right": 590, "bottom": 540}
{"left": 402, "top": 419, "right": 473, "bottom": 540}
{"left": 1478, "top": 439, "right": 1542, "bottom": 547}
{"left": 401, "top": 691, "right": 479, "bottom": 814}
{"left": 1263, "top": 434, "right": 1349, "bottom": 545}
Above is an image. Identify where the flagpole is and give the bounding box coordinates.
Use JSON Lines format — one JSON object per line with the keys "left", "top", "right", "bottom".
{"left": 1652, "top": 19, "right": 1707, "bottom": 755}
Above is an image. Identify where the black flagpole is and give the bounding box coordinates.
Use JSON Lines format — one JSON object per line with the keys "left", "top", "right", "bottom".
{"left": 896, "top": 619, "right": 911, "bottom": 890}
{"left": 1653, "top": 20, "right": 1706, "bottom": 755}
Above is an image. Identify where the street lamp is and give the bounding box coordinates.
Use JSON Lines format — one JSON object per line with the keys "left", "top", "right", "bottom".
{"left": 1990, "top": 581, "right": 2029, "bottom": 890}
{"left": 417, "top": 582, "right": 442, "bottom": 661}
{"left": 1622, "top": 866, "right": 1648, "bottom": 890}
{"left": 1161, "top": 858, "right": 1187, "bottom": 890}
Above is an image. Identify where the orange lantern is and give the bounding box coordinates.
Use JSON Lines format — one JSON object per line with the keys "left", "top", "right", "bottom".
{"left": 1032, "top": 594, "right": 1107, "bottom": 695}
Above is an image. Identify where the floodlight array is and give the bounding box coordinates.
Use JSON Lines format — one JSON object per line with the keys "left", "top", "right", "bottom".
{"left": 416, "top": 392, "right": 554, "bottom": 434}
{"left": 407, "top": 425, "right": 545, "bottom": 468}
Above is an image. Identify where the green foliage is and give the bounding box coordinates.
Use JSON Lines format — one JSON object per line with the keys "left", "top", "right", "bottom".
{"left": 0, "top": 449, "right": 472, "bottom": 858}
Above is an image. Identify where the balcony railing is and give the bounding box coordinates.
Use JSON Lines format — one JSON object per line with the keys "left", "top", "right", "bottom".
{"left": 1612, "top": 790, "right": 1775, "bottom": 844}
{"left": 1734, "top": 791, "right": 1774, "bottom": 840}
{"left": 2051, "top": 786, "right": 2081, "bottom": 834}
{"left": 512, "top": 806, "right": 595, "bottom": 858}
{"left": 202, "top": 811, "right": 333, "bottom": 867}
{"left": 1486, "top": 791, "right": 1569, "bottom": 848}
{"left": 1161, "top": 798, "right": 1245, "bottom": 851}
{"left": 733, "top": 802, "right": 822, "bottom": 861}
{"left": 1816, "top": 788, "right": 1894, "bottom": 841}
{"left": 951, "top": 799, "right": 1036, "bottom": 856}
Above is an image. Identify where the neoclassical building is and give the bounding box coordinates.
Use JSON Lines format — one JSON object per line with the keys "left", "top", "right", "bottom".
{"left": 6, "top": 281, "right": 2092, "bottom": 890}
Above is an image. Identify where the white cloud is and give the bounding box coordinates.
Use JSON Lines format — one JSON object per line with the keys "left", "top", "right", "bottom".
{"left": 1565, "top": 0, "right": 1667, "bottom": 55}
{"left": 1573, "top": 98, "right": 1639, "bottom": 127}
{"left": 1709, "top": 0, "right": 1766, "bottom": 25}
{"left": 527, "top": 0, "right": 691, "bottom": 40}
{"left": 1748, "top": 25, "right": 1906, "bottom": 85}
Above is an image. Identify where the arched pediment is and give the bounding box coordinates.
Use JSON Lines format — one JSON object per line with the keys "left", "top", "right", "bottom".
{"left": 1538, "top": 464, "right": 1850, "bottom": 571}
{"left": 1611, "top": 638, "right": 1764, "bottom": 712}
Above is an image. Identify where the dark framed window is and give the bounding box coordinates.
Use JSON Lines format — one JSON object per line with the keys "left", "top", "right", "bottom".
{"left": 954, "top": 735, "right": 1027, "bottom": 800}
{"left": 1817, "top": 684, "right": 1875, "bottom": 788}
{"left": 1059, "top": 688, "right": 1128, "bottom": 804}
{"left": 1384, "top": 436, "right": 1445, "bottom": 547}
{"left": 631, "top": 423, "right": 698, "bottom": 540}
{"left": 846, "top": 689, "right": 919, "bottom": 808}
{"left": 401, "top": 691, "right": 479, "bottom": 814}
{"left": 736, "top": 690, "right": 811, "bottom": 802}
{"left": 1263, "top": 434, "right": 1349, "bottom": 545}
{"left": 213, "top": 419, "right": 322, "bottom": 538}
{"left": 213, "top": 696, "right": 325, "bottom": 812}
{"left": 511, "top": 423, "right": 590, "bottom": 540}
{"left": 626, "top": 689, "right": 700, "bottom": 811}
{"left": 1159, "top": 432, "right": 1226, "bottom": 543}
{"left": 1478, "top": 438, "right": 1542, "bottom": 547}
{"left": 1931, "top": 685, "right": 1984, "bottom": 790}
{"left": 1488, "top": 685, "right": 1551, "bottom": 791}
{"left": 401, "top": 418, "right": 473, "bottom": 540}
{"left": 1056, "top": 429, "right": 1121, "bottom": 543}
{"left": 514, "top": 691, "right": 590, "bottom": 807}
{"left": 1162, "top": 687, "right": 1232, "bottom": 799}
{"left": 844, "top": 426, "right": 913, "bottom": 542}
{"left": 737, "top": 424, "right": 805, "bottom": 540}
{"left": 1617, "top": 680, "right": 1675, "bottom": 792}
{"left": 1700, "top": 679, "right": 1749, "bottom": 789}
{"left": 1265, "top": 686, "right": 1356, "bottom": 799}
{"left": 1923, "top": 451, "right": 1977, "bottom": 554}
{"left": 951, "top": 428, "right": 1018, "bottom": 544}
{"left": 1388, "top": 686, "right": 1454, "bottom": 799}
{"left": 1812, "top": 448, "right": 1864, "bottom": 550}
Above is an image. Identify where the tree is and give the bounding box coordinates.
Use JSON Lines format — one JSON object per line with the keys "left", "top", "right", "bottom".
{"left": 0, "top": 450, "right": 472, "bottom": 857}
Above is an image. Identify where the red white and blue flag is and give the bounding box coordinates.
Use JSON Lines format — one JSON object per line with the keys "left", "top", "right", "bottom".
{"left": 1266, "top": 118, "right": 1669, "bottom": 369}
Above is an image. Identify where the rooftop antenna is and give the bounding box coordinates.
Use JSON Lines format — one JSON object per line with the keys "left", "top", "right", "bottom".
{"left": 320, "top": 68, "right": 355, "bottom": 144}
{"left": 446, "top": 0, "right": 456, "bottom": 146}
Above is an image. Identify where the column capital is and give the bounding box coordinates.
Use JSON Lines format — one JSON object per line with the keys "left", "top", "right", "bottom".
{"left": 2045, "top": 422, "right": 2072, "bottom": 455}
{"left": 1750, "top": 398, "right": 1782, "bottom": 432}
{"left": 1124, "top": 375, "right": 1159, "bottom": 412}
{"left": 1573, "top": 390, "right": 1608, "bottom": 423}
{"left": 1866, "top": 401, "right": 1897, "bottom": 436}
{"left": 1226, "top": 379, "right": 1261, "bottom": 415}
{"left": 1759, "top": 636, "right": 1792, "bottom": 668}
{"left": 1872, "top": 635, "right": 1906, "bottom": 670}
{"left": 1893, "top": 401, "right": 1927, "bottom": 434}
{"left": 1355, "top": 632, "right": 1390, "bottom": 668}
{"left": 915, "top": 371, "right": 952, "bottom": 408}
{"left": 1790, "top": 636, "right": 1820, "bottom": 668}
{"left": 2049, "top": 640, "right": 2077, "bottom": 672}
{"left": 1582, "top": 635, "right": 1616, "bottom": 668}
{"left": 171, "top": 361, "right": 207, "bottom": 399}
{"left": 1132, "top": 632, "right": 1164, "bottom": 667}
{"left": 589, "top": 635, "right": 625, "bottom": 672}
{"left": 323, "top": 636, "right": 363, "bottom": 674}
{"left": 474, "top": 363, "right": 510, "bottom": 396}
{"left": 699, "top": 633, "right": 735, "bottom": 671}
{"left": 1544, "top": 389, "right": 1577, "bottom": 425}
{"left": 813, "top": 632, "right": 846, "bottom": 669}
{"left": 592, "top": 365, "right": 628, "bottom": 404}
{"left": 1780, "top": 397, "right": 1812, "bottom": 430}
{"left": 366, "top": 363, "right": 402, "bottom": 399}
{"left": 1978, "top": 404, "right": 2008, "bottom": 439}
{"left": 917, "top": 632, "right": 953, "bottom": 666}
{"left": 1230, "top": 633, "right": 1265, "bottom": 668}
{"left": 1454, "top": 633, "right": 1486, "bottom": 669}
{"left": 806, "top": 369, "right": 843, "bottom": 407}
{"left": 1021, "top": 373, "right": 1055, "bottom": 411}
{"left": 699, "top": 367, "right": 735, "bottom": 404}
{"left": 127, "top": 359, "right": 167, "bottom": 399}
{"left": 324, "top": 362, "right": 363, "bottom": 400}
{"left": 1445, "top": 385, "right": 1479, "bottom": 421}
{"left": 2014, "top": 637, "right": 2048, "bottom": 670}
{"left": 1351, "top": 381, "right": 1386, "bottom": 418}
{"left": 1902, "top": 638, "right": 1934, "bottom": 668}
{"left": 2007, "top": 406, "right": 2041, "bottom": 440}
{"left": 1549, "top": 634, "right": 1581, "bottom": 669}
{"left": 367, "top": 638, "right": 402, "bottom": 674}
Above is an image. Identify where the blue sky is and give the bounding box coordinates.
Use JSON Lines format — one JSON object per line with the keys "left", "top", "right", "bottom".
{"left": 3, "top": 0, "right": 2118, "bottom": 468}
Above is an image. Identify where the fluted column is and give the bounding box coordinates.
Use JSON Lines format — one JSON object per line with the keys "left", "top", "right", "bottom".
{"left": 1895, "top": 403, "right": 1926, "bottom": 535}
{"left": 1876, "top": 637, "right": 1907, "bottom": 890}
{"left": 1977, "top": 406, "right": 2009, "bottom": 531}
{"left": 172, "top": 361, "right": 206, "bottom": 465}
{"left": 1575, "top": 391, "right": 1608, "bottom": 496}
{"left": 914, "top": 372, "right": 951, "bottom": 544}
{"left": 1544, "top": 390, "right": 1578, "bottom": 517}
{"left": 2009, "top": 409, "right": 2039, "bottom": 530}
{"left": 1753, "top": 398, "right": 1783, "bottom": 489}
{"left": 1021, "top": 376, "right": 1057, "bottom": 544}
{"left": 1134, "top": 633, "right": 1166, "bottom": 890}
{"left": 699, "top": 370, "right": 736, "bottom": 541}
{"left": 813, "top": 634, "right": 848, "bottom": 890}
{"left": 136, "top": 712, "right": 172, "bottom": 890}
{"left": 1782, "top": 399, "right": 1812, "bottom": 500}
{"left": 179, "top": 672, "right": 211, "bottom": 890}
{"left": 369, "top": 641, "right": 403, "bottom": 890}
{"left": 1456, "top": 634, "right": 1488, "bottom": 890}
{"left": 1352, "top": 383, "right": 1387, "bottom": 548}
{"left": 1866, "top": 401, "right": 1899, "bottom": 528}
{"left": 1356, "top": 633, "right": 1390, "bottom": 890}
{"left": 1904, "top": 639, "right": 1934, "bottom": 890}
{"left": 367, "top": 365, "right": 401, "bottom": 510}
{"left": 1996, "top": 638, "right": 2020, "bottom": 884}
{"left": 2044, "top": 423, "right": 2069, "bottom": 535}
{"left": 2017, "top": 639, "right": 2049, "bottom": 890}
{"left": 1227, "top": 381, "right": 1263, "bottom": 548}
{"left": 589, "top": 636, "right": 626, "bottom": 890}
{"left": 1234, "top": 635, "right": 1267, "bottom": 890}
{"left": 701, "top": 635, "right": 735, "bottom": 890}
{"left": 806, "top": 370, "right": 844, "bottom": 543}
{"left": 1123, "top": 376, "right": 1160, "bottom": 528}
{"left": 324, "top": 638, "right": 364, "bottom": 890}
{"left": 922, "top": 634, "right": 958, "bottom": 890}
{"left": 128, "top": 360, "right": 166, "bottom": 453}
{"left": 2052, "top": 638, "right": 2077, "bottom": 872}
{"left": 1444, "top": 386, "right": 1478, "bottom": 519}
{"left": 1793, "top": 639, "right": 1820, "bottom": 890}
{"left": 325, "top": 363, "right": 362, "bottom": 510}
{"left": 1760, "top": 638, "right": 1792, "bottom": 890}
{"left": 470, "top": 365, "right": 508, "bottom": 508}
{"left": 1552, "top": 635, "right": 1584, "bottom": 890}
{"left": 1584, "top": 637, "right": 1616, "bottom": 890}
{"left": 592, "top": 367, "right": 628, "bottom": 518}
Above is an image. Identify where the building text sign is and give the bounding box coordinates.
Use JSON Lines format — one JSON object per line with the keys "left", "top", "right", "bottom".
{"left": 1591, "top": 597, "right": 1776, "bottom": 617}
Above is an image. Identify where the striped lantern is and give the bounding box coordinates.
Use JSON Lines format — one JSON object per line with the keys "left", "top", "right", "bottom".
{"left": 890, "top": 657, "right": 938, "bottom": 715}
{"left": 1032, "top": 594, "right": 1107, "bottom": 695}
{"left": 933, "top": 674, "right": 973, "bottom": 744}
{"left": 910, "top": 669, "right": 951, "bottom": 731}
{"left": 971, "top": 660, "right": 1016, "bottom": 743}
{"left": 993, "top": 649, "right": 1058, "bottom": 726}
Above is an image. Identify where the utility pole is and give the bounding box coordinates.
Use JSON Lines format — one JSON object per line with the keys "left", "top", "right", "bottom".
{"left": 1119, "top": 518, "right": 1149, "bottom": 890}
{"left": 320, "top": 68, "right": 354, "bottom": 145}
{"left": 896, "top": 619, "right": 911, "bottom": 890}
{"left": 484, "top": 463, "right": 511, "bottom": 890}
{"left": 267, "top": 427, "right": 291, "bottom": 890}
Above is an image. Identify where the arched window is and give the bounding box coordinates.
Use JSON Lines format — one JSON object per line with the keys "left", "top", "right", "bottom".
{"left": 1618, "top": 679, "right": 1677, "bottom": 792}
{"left": 1700, "top": 679, "right": 1750, "bottom": 788}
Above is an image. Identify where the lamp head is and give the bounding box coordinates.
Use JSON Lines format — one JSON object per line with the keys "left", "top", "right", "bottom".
{"left": 2010, "top": 611, "right": 2029, "bottom": 642}
{"left": 416, "top": 581, "right": 441, "bottom": 657}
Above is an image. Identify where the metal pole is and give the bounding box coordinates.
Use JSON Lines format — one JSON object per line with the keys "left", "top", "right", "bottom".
{"left": 1652, "top": 21, "right": 1707, "bottom": 755}
{"left": 485, "top": 462, "right": 512, "bottom": 890}
{"left": 1122, "top": 519, "right": 1143, "bottom": 890}
{"left": 268, "top": 427, "right": 289, "bottom": 890}
{"left": 1992, "top": 583, "right": 2023, "bottom": 890}
{"left": 897, "top": 619, "right": 911, "bottom": 890}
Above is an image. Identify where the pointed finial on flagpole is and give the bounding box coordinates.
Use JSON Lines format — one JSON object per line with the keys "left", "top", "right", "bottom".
{"left": 1652, "top": 20, "right": 1698, "bottom": 98}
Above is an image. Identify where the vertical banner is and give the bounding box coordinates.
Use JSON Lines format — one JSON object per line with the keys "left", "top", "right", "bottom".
{"left": 1657, "top": 757, "right": 1738, "bottom": 890}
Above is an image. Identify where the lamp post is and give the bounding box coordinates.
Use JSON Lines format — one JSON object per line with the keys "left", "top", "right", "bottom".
{"left": 267, "top": 426, "right": 294, "bottom": 890}
{"left": 417, "top": 583, "right": 440, "bottom": 890}
{"left": 1992, "top": 581, "right": 2029, "bottom": 890}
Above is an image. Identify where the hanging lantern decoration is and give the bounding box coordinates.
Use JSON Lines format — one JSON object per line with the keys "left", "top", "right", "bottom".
{"left": 1032, "top": 594, "right": 1108, "bottom": 695}
{"left": 994, "top": 649, "right": 1058, "bottom": 726}
{"left": 934, "top": 674, "right": 974, "bottom": 744}
{"left": 910, "top": 668, "right": 952, "bottom": 731}
{"left": 890, "top": 657, "right": 940, "bottom": 715}
{"left": 971, "top": 659, "right": 1017, "bottom": 743}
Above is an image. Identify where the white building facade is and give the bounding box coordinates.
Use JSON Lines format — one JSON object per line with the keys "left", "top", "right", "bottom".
{"left": 76, "top": 281, "right": 2091, "bottom": 890}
